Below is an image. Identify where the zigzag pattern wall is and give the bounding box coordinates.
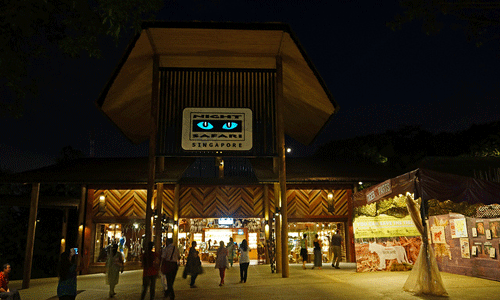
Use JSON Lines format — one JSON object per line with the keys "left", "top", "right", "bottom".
{"left": 92, "top": 187, "right": 348, "bottom": 218}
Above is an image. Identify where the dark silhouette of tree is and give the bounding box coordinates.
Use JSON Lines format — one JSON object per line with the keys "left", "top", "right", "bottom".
{"left": 1, "top": 0, "right": 164, "bottom": 117}
{"left": 314, "top": 121, "right": 500, "bottom": 171}
{"left": 388, "top": 1, "right": 500, "bottom": 48}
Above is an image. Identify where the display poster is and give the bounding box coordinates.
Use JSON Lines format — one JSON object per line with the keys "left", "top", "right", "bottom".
{"left": 472, "top": 227, "right": 478, "bottom": 237}
{"left": 490, "top": 220, "right": 500, "bottom": 238}
{"left": 490, "top": 247, "right": 496, "bottom": 258}
{"left": 486, "top": 229, "right": 492, "bottom": 240}
{"left": 476, "top": 221, "right": 485, "bottom": 235}
{"left": 450, "top": 218, "right": 468, "bottom": 238}
{"left": 460, "top": 238, "right": 471, "bottom": 258}
{"left": 431, "top": 226, "right": 446, "bottom": 244}
{"left": 484, "top": 242, "right": 494, "bottom": 257}
{"left": 353, "top": 215, "right": 420, "bottom": 238}
{"left": 471, "top": 246, "right": 477, "bottom": 256}
{"left": 474, "top": 242, "right": 483, "bottom": 255}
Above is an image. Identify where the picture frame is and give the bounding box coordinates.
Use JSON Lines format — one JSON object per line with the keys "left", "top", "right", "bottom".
{"left": 489, "top": 248, "right": 496, "bottom": 259}
{"left": 472, "top": 227, "right": 478, "bottom": 238}
{"left": 471, "top": 246, "right": 477, "bottom": 256}
{"left": 486, "top": 229, "right": 492, "bottom": 240}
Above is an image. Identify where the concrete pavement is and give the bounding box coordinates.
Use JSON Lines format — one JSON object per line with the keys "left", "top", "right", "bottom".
{"left": 10, "top": 262, "right": 500, "bottom": 299}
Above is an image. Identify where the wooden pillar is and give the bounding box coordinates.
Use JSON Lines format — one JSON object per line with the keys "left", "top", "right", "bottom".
{"left": 173, "top": 184, "right": 180, "bottom": 246}
{"left": 60, "top": 208, "right": 69, "bottom": 254}
{"left": 22, "top": 182, "right": 40, "bottom": 289}
{"left": 82, "top": 189, "right": 94, "bottom": 274}
{"left": 273, "top": 182, "right": 282, "bottom": 273}
{"left": 276, "top": 55, "right": 289, "bottom": 278}
{"left": 347, "top": 188, "right": 355, "bottom": 262}
{"left": 145, "top": 53, "right": 160, "bottom": 254}
{"left": 155, "top": 183, "right": 164, "bottom": 253}
{"left": 76, "top": 185, "right": 87, "bottom": 271}
{"left": 264, "top": 184, "right": 270, "bottom": 264}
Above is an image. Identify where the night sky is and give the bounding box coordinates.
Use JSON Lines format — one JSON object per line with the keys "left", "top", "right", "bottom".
{"left": 1, "top": 1, "right": 499, "bottom": 173}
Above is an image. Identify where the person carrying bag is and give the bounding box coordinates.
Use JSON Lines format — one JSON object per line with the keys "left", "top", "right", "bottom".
{"left": 161, "top": 238, "right": 179, "bottom": 299}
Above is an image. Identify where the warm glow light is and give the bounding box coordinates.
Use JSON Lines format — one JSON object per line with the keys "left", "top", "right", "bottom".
{"left": 220, "top": 160, "right": 224, "bottom": 167}
{"left": 286, "top": 148, "right": 292, "bottom": 153}
{"left": 358, "top": 181, "right": 363, "bottom": 185}
{"left": 327, "top": 193, "right": 333, "bottom": 200}
{"left": 134, "top": 223, "right": 139, "bottom": 229}
{"left": 99, "top": 195, "right": 105, "bottom": 201}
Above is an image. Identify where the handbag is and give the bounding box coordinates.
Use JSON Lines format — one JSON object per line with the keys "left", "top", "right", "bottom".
{"left": 161, "top": 246, "right": 178, "bottom": 274}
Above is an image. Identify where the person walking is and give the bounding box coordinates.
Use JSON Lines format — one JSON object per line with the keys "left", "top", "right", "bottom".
{"left": 331, "top": 229, "right": 342, "bottom": 269}
{"left": 0, "top": 263, "right": 21, "bottom": 300}
{"left": 226, "top": 237, "right": 236, "bottom": 267}
{"left": 300, "top": 234, "right": 308, "bottom": 269}
{"left": 141, "top": 241, "right": 160, "bottom": 300}
{"left": 161, "top": 238, "right": 179, "bottom": 300}
{"left": 105, "top": 244, "right": 124, "bottom": 298}
{"left": 215, "top": 241, "right": 228, "bottom": 286}
{"left": 57, "top": 249, "right": 77, "bottom": 300}
{"left": 183, "top": 241, "right": 203, "bottom": 288}
{"left": 312, "top": 234, "right": 322, "bottom": 269}
{"left": 238, "top": 239, "right": 250, "bottom": 283}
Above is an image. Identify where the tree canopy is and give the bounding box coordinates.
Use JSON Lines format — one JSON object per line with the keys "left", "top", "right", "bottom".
{"left": 0, "top": 0, "right": 164, "bottom": 117}
{"left": 388, "top": 0, "right": 500, "bottom": 47}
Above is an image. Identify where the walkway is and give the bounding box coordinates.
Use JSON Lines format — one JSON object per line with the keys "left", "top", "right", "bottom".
{"left": 10, "top": 262, "right": 500, "bottom": 299}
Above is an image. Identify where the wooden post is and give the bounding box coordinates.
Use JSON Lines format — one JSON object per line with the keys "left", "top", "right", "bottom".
{"left": 22, "top": 182, "right": 40, "bottom": 289}
{"left": 155, "top": 183, "right": 164, "bottom": 254}
{"left": 276, "top": 55, "right": 289, "bottom": 278}
{"left": 173, "top": 184, "right": 180, "bottom": 246}
{"left": 264, "top": 184, "right": 270, "bottom": 264}
{"left": 76, "top": 185, "right": 86, "bottom": 271}
{"left": 145, "top": 53, "right": 160, "bottom": 255}
{"left": 61, "top": 208, "right": 69, "bottom": 254}
{"left": 273, "top": 182, "right": 282, "bottom": 273}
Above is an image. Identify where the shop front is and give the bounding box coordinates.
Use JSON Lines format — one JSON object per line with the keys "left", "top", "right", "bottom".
{"left": 287, "top": 222, "right": 346, "bottom": 264}
{"left": 82, "top": 184, "right": 354, "bottom": 273}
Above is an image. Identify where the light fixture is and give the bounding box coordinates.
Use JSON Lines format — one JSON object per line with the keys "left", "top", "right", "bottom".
{"left": 327, "top": 192, "right": 333, "bottom": 200}
{"left": 286, "top": 148, "right": 292, "bottom": 153}
{"left": 358, "top": 181, "right": 363, "bottom": 186}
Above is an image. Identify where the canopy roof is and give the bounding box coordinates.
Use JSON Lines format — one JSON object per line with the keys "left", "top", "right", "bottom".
{"left": 96, "top": 22, "right": 339, "bottom": 145}
{"left": 353, "top": 168, "right": 500, "bottom": 207}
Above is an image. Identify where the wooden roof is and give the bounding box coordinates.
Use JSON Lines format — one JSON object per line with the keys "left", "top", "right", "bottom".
{"left": 96, "top": 22, "right": 339, "bottom": 146}
{"left": 0, "top": 157, "right": 390, "bottom": 185}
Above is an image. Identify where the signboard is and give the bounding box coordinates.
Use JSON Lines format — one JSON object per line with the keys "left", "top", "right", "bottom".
{"left": 365, "top": 180, "right": 392, "bottom": 204}
{"left": 182, "top": 107, "right": 252, "bottom": 151}
{"left": 353, "top": 215, "right": 420, "bottom": 238}
{"left": 219, "top": 218, "right": 233, "bottom": 225}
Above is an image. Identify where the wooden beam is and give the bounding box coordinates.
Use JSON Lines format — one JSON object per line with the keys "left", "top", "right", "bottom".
{"left": 155, "top": 183, "right": 164, "bottom": 254}
{"left": 145, "top": 54, "right": 160, "bottom": 251}
{"left": 22, "top": 183, "right": 40, "bottom": 289}
{"left": 81, "top": 188, "right": 94, "bottom": 274}
{"left": 264, "top": 184, "right": 270, "bottom": 264}
{"left": 273, "top": 182, "right": 282, "bottom": 273}
{"left": 173, "top": 184, "right": 180, "bottom": 246}
{"left": 76, "top": 185, "right": 87, "bottom": 273}
{"left": 61, "top": 208, "right": 69, "bottom": 254}
{"left": 276, "top": 55, "right": 289, "bottom": 278}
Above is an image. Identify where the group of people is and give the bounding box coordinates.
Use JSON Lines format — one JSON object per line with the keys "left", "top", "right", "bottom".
{"left": 300, "top": 229, "right": 342, "bottom": 270}
{"left": 213, "top": 238, "right": 250, "bottom": 286}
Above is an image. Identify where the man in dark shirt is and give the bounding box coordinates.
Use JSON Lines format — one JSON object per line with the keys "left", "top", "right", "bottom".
{"left": 331, "top": 230, "right": 342, "bottom": 269}
{"left": 0, "top": 263, "right": 21, "bottom": 300}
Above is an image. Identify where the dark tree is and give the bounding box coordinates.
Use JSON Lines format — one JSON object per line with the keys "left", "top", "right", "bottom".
{"left": 0, "top": 0, "right": 164, "bottom": 117}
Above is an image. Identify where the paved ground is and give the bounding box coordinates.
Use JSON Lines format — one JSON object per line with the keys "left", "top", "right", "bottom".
{"left": 10, "top": 262, "right": 500, "bottom": 299}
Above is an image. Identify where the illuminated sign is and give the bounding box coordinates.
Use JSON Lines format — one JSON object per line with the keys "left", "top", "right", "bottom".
{"left": 219, "top": 218, "right": 234, "bottom": 225}
{"left": 182, "top": 107, "right": 252, "bottom": 151}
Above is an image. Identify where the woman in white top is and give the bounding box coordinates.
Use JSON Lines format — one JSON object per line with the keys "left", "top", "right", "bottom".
{"left": 238, "top": 239, "right": 250, "bottom": 283}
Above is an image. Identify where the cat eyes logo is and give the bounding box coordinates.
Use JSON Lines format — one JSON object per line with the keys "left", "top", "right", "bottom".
{"left": 182, "top": 108, "right": 253, "bottom": 151}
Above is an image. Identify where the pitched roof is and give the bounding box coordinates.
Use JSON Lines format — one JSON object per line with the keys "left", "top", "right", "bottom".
{"left": 96, "top": 22, "right": 339, "bottom": 146}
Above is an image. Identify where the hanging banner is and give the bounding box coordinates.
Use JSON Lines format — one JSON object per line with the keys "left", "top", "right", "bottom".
{"left": 353, "top": 215, "right": 420, "bottom": 239}
{"left": 365, "top": 180, "right": 392, "bottom": 204}
{"left": 182, "top": 107, "right": 253, "bottom": 151}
